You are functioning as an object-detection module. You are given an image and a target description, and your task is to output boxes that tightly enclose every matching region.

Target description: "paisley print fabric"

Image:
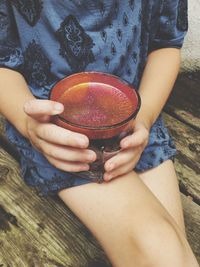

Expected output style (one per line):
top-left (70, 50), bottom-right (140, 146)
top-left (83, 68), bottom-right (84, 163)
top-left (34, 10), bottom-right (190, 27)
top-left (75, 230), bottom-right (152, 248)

top-left (1, 1), bottom-right (188, 196)
top-left (0, 0), bottom-right (23, 69)
top-left (22, 40), bottom-right (56, 98)
top-left (10, 0), bottom-right (43, 26)
top-left (56, 15), bottom-right (95, 72)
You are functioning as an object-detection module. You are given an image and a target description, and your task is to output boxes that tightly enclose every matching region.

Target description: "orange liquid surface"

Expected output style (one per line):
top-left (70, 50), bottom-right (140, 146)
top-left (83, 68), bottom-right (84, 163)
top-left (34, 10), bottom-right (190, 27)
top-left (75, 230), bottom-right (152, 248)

top-left (58, 83), bottom-right (134, 127)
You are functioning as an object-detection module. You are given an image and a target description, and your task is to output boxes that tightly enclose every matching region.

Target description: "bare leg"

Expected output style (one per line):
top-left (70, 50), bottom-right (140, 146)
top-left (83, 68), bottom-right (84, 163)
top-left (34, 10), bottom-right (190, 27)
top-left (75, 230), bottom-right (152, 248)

top-left (138, 160), bottom-right (186, 234)
top-left (58, 161), bottom-right (199, 267)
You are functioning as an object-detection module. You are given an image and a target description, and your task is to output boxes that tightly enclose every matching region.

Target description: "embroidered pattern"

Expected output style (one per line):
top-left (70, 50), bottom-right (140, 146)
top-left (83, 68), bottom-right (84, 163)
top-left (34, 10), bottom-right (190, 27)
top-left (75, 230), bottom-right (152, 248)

top-left (0, 0), bottom-right (23, 68)
top-left (129, 0), bottom-right (135, 11)
top-left (11, 0), bottom-right (43, 26)
top-left (0, 45), bottom-right (22, 68)
top-left (177, 0), bottom-right (188, 31)
top-left (22, 40), bottom-right (56, 90)
top-left (123, 12), bottom-right (129, 27)
top-left (100, 30), bottom-right (107, 42)
top-left (23, 163), bottom-right (76, 196)
top-left (56, 15), bottom-right (95, 72)
top-left (98, 1), bottom-right (106, 16)
top-left (0, 1), bottom-right (9, 32)
top-left (113, 0), bottom-right (119, 18)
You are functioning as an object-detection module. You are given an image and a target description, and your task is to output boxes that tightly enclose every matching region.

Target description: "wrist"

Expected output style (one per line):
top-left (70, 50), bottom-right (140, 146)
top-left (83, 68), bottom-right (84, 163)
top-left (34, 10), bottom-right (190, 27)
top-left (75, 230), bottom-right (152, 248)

top-left (21, 114), bottom-right (31, 139)
top-left (16, 97), bottom-right (36, 139)
top-left (135, 114), bottom-right (152, 132)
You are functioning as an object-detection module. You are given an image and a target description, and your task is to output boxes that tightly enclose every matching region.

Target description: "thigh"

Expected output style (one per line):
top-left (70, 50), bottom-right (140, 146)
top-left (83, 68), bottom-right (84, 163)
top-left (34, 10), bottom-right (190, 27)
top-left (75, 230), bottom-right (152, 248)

top-left (58, 164), bottom-right (185, 260)
top-left (138, 160), bottom-right (186, 234)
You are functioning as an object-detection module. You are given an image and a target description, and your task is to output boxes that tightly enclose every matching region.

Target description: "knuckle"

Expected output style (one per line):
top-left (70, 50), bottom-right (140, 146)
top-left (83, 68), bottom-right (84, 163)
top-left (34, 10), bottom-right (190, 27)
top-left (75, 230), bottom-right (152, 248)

top-left (63, 129), bottom-right (71, 138)
top-left (43, 127), bottom-right (51, 140)
top-left (46, 147), bottom-right (57, 158)
top-left (53, 161), bottom-right (61, 169)
top-left (30, 139), bottom-right (40, 152)
top-left (111, 171), bottom-right (117, 178)
top-left (39, 125), bottom-right (51, 140)
top-left (67, 165), bottom-right (78, 172)
top-left (144, 128), bottom-right (149, 138)
top-left (46, 155), bottom-right (57, 167)
top-left (145, 129), bottom-right (149, 138)
top-left (142, 129), bottom-right (149, 143)
top-left (73, 164), bottom-right (88, 172)
top-left (50, 158), bottom-right (64, 170)
top-left (37, 124), bottom-right (44, 137)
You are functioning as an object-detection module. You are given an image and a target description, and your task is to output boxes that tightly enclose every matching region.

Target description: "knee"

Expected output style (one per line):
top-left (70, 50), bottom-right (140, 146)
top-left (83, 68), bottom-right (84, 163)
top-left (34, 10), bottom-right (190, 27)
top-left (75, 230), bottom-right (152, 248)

top-left (128, 216), bottom-right (190, 267)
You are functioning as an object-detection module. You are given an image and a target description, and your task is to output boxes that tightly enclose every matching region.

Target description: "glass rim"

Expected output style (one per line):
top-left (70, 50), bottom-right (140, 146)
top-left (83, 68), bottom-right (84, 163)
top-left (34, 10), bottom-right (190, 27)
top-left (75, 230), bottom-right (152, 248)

top-left (57, 91), bottom-right (141, 130)
top-left (49, 72), bottom-right (141, 130)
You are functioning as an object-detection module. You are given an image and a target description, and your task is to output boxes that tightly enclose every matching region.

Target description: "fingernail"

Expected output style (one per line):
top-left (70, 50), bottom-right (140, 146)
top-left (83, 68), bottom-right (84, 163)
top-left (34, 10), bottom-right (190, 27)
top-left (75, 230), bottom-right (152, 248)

top-left (107, 163), bottom-right (114, 172)
top-left (78, 138), bottom-right (88, 147)
top-left (23, 101), bottom-right (31, 111)
top-left (104, 174), bottom-right (112, 181)
top-left (54, 103), bottom-right (63, 111)
top-left (122, 141), bottom-right (129, 148)
top-left (82, 165), bottom-right (90, 171)
top-left (87, 152), bottom-right (96, 161)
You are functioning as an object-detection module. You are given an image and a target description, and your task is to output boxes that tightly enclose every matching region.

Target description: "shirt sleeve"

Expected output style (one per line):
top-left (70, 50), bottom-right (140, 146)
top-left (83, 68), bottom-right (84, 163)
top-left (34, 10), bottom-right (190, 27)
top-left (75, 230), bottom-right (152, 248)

top-left (0, 1), bottom-right (23, 71)
top-left (149, 0), bottom-right (188, 53)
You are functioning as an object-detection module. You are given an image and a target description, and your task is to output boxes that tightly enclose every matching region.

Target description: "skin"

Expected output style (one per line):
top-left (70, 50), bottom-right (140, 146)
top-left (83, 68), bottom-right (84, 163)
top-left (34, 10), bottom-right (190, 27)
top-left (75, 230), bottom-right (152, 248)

top-left (0, 48), bottom-right (199, 266)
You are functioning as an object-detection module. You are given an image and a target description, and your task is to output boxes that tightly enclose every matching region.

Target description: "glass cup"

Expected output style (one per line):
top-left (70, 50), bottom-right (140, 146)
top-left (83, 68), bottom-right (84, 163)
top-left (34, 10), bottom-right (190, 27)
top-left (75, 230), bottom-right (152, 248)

top-left (49, 72), bottom-right (141, 182)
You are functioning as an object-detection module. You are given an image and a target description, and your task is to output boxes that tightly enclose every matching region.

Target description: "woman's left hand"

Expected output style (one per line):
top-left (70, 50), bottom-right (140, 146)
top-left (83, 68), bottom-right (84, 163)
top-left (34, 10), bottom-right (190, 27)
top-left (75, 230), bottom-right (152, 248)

top-left (103, 121), bottom-right (149, 181)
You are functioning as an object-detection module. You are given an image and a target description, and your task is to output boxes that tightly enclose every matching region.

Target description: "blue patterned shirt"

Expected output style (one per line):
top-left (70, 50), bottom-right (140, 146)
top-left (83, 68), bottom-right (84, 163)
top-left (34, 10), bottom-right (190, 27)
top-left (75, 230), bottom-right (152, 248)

top-left (0, 0), bottom-right (188, 195)
top-left (0, 0), bottom-right (188, 94)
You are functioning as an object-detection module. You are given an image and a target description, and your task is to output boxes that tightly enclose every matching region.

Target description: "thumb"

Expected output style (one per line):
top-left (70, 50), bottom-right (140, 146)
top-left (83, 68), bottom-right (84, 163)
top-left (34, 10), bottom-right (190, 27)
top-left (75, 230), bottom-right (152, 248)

top-left (23, 99), bottom-right (64, 122)
top-left (120, 122), bottom-right (149, 149)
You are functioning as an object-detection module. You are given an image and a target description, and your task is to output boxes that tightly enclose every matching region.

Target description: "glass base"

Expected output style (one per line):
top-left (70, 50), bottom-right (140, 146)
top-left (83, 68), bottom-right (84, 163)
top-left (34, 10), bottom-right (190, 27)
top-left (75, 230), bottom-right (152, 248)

top-left (76, 129), bottom-right (133, 182)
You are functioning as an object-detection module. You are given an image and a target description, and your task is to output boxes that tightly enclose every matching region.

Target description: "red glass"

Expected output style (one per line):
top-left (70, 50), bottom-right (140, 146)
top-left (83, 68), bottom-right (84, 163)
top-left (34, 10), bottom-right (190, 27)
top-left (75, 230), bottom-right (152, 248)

top-left (49, 72), bottom-right (141, 182)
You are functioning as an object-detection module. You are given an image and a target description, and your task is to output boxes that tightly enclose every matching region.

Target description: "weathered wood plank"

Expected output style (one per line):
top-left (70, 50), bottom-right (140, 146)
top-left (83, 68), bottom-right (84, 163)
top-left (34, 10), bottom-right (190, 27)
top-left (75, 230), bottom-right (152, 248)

top-left (165, 71), bottom-right (200, 131)
top-left (163, 113), bottom-right (200, 203)
top-left (0, 148), bottom-right (111, 267)
top-left (181, 194), bottom-right (200, 263)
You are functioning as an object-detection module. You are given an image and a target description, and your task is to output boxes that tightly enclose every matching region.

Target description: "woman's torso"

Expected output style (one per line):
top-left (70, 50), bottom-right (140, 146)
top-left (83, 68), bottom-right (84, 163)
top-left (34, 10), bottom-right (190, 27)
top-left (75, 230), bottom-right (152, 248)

top-left (3, 0), bottom-right (162, 98)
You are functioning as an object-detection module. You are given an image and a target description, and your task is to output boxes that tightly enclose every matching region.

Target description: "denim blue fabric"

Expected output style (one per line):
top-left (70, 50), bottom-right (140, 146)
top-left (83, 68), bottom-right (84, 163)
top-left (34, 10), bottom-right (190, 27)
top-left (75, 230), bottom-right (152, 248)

top-left (0, 0), bottom-right (188, 196)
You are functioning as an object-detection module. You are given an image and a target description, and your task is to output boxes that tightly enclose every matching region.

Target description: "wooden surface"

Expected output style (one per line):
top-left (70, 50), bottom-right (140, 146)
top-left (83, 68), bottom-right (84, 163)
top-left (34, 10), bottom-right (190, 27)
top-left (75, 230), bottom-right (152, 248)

top-left (0, 71), bottom-right (200, 266)
top-left (165, 71), bottom-right (200, 132)
top-left (0, 148), bottom-right (111, 267)
top-left (164, 113), bottom-right (200, 204)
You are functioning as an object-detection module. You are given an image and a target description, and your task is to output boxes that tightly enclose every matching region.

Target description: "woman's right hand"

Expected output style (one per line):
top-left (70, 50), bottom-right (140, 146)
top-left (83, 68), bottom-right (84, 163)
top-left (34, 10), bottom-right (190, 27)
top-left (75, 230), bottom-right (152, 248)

top-left (23, 99), bottom-right (96, 172)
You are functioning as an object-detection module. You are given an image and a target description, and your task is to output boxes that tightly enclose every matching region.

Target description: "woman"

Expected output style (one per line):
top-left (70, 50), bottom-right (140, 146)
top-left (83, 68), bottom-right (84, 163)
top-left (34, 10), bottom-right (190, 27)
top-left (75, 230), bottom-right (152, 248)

top-left (0, 1), bottom-right (199, 266)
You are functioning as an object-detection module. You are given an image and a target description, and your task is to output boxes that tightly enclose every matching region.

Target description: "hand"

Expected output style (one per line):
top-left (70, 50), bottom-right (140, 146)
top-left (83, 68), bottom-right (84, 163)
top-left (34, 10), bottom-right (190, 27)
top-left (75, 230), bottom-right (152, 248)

top-left (103, 121), bottom-right (149, 181)
top-left (23, 99), bottom-right (96, 172)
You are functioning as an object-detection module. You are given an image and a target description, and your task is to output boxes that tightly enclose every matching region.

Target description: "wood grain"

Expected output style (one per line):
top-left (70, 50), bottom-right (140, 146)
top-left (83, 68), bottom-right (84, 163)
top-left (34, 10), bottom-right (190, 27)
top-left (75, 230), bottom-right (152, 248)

top-left (181, 195), bottom-right (200, 263)
top-left (0, 148), bottom-right (111, 267)
top-left (163, 113), bottom-right (200, 203)
top-left (165, 71), bottom-right (200, 131)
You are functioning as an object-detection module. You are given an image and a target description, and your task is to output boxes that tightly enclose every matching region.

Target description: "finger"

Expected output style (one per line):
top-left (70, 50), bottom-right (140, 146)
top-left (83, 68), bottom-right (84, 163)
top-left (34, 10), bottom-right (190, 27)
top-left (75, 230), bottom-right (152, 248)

top-left (120, 124), bottom-right (149, 149)
top-left (104, 148), bottom-right (136, 172)
top-left (36, 123), bottom-right (89, 148)
top-left (45, 155), bottom-right (90, 172)
top-left (38, 139), bottom-right (96, 163)
top-left (104, 160), bottom-right (136, 181)
top-left (24, 99), bottom-right (64, 120)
